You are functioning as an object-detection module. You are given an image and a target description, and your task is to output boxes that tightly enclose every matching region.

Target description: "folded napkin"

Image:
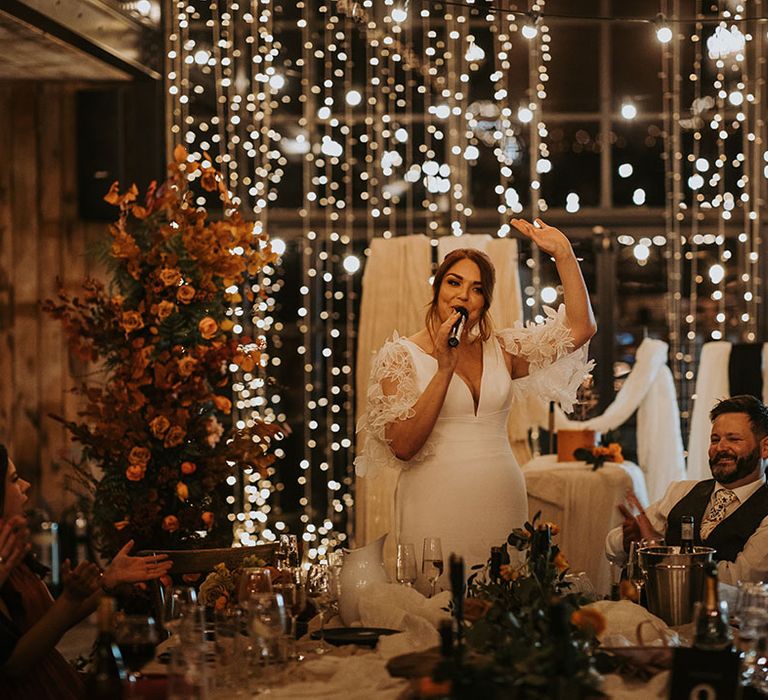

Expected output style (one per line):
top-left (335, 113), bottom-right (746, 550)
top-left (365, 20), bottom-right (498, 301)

top-left (356, 583), bottom-right (451, 659)
top-left (586, 600), bottom-right (679, 647)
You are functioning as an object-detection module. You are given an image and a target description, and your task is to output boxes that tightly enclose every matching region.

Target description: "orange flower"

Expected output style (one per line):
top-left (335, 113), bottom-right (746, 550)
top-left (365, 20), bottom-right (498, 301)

top-left (129, 446), bottom-right (151, 467)
top-left (120, 310), bottom-right (144, 334)
top-left (164, 425), bottom-right (186, 448)
top-left (162, 515), bottom-right (180, 532)
top-left (198, 316), bottom-right (218, 339)
top-left (114, 520), bottom-right (130, 530)
top-left (181, 461), bottom-right (197, 475)
top-left (176, 482), bottom-right (189, 501)
top-left (417, 678), bottom-right (452, 698)
top-left (500, 564), bottom-right (520, 581)
top-left (126, 465), bottom-right (145, 481)
top-left (111, 231), bottom-right (141, 259)
top-left (176, 285), bottom-right (196, 304)
top-left (149, 415), bottom-right (171, 438)
top-left (177, 356), bottom-right (198, 378)
top-left (202, 511), bottom-right (214, 529)
top-left (554, 552), bottom-right (570, 573)
top-left (538, 521), bottom-right (561, 536)
top-left (200, 168), bottom-right (220, 192)
top-left (159, 267), bottom-right (182, 287)
top-left (213, 395), bottom-right (232, 414)
top-left (173, 144), bottom-right (188, 163)
top-left (104, 182), bottom-right (138, 206)
top-left (571, 608), bottom-right (607, 637)
top-left (214, 594), bottom-right (229, 611)
top-left (156, 300), bottom-right (176, 321)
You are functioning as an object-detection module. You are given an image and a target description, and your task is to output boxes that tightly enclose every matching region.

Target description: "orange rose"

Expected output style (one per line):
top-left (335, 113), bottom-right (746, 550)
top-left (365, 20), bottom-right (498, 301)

top-left (500, 564), bottom-right (520, 582)
top-left (126, 465), bottom-right (145, 481)
top-left (176, 482), bottom-right (189, 501)
top-left (120, 310), bottom-right (144, 334)
top-left (539, 521), bottom-right (561, 536)
top-left (114, 520), bottom-right (130, 530)
top-left (164, 425), bottom-right (186, 448)
top-left (159, 268), bottom-right (182, 287)
top-left (149, 415), bottom-right (171, 438)
top-left (111, 231), bottom-right (140, 259)
top-left (177, 356), bottom-right (198, 378)
top-left (198, 316), bottom-right (218, 340)
top-left (181, 461), bottom-right (197, 475)
top-left (176, 285), bottom-right (196, 304)
top-left (162, 515), bottom-right (180, 532)
top-left (129, 446), bottom-right (151, 467)
top-left (213, 396), bottom-right (232, 414)
top-left (156, 300), bottom-right (176, 321)
top-left (571, 608), bottom-right (607, 637)
top-left (202, 511), bottom-right (214, 529)
top-left (554, 551), bottom-right (570, 573)
top-left (214, 594), bottom-right (229, 611)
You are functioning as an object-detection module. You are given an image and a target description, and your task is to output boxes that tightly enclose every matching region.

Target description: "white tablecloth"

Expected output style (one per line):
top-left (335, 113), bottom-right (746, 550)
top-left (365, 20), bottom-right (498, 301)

top-left (522, 455), bottom-right (649, 596)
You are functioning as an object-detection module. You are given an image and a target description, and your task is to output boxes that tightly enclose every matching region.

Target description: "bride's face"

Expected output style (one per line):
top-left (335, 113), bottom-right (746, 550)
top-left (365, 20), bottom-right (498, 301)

top-left (436, 258), bottom-right (485, 326)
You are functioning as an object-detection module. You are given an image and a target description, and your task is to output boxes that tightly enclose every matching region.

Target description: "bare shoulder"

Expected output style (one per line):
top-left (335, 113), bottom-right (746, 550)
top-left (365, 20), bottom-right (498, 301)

top-left (407, 329), bottom-right (433, 354)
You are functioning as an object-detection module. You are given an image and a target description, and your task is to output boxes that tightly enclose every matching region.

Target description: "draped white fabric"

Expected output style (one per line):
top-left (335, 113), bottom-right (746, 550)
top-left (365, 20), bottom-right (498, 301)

top-left (354, 235), bottom-right (522, 547)
top-left (552, 338), bottom-right (686, 502)
top-left (686, 341), bottom-right (768, 482)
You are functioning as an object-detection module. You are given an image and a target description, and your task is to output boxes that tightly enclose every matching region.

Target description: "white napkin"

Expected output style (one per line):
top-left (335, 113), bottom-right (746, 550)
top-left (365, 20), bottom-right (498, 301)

top-left (356, 582), bottom-right (451, 659)
top-left (585, 600), bottom-right (679, 647)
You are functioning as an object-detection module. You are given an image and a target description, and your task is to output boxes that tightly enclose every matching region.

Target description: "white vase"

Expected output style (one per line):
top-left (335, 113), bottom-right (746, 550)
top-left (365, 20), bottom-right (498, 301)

top-left (338, 532), bottom-right (389, 625)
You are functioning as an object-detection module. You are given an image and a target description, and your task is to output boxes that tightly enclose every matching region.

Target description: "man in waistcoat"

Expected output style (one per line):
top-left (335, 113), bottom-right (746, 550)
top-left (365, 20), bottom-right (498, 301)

top-left (605, 394), bottom-right (768, 584)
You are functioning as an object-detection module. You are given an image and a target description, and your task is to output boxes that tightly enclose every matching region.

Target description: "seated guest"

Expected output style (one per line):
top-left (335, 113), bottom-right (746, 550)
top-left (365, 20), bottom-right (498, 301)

top-left (605, 395), bottom-right (768, 585)
top-left (0, 443), bottom-right (172, 699)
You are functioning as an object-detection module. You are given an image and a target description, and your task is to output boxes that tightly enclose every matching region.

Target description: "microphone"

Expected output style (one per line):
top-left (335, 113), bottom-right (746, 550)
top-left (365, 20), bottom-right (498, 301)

top-left (448, 307), bottom-right (468, 347)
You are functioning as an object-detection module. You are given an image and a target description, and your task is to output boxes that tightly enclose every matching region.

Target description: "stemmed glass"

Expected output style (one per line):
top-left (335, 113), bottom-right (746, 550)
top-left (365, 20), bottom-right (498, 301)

top-left (248, 592), bottom-right (287, 665)
top-left (273, 567), bottom-right (306, 660)
top-left (306, 563), bottom-right (340, 654)
top-left (162, 585), bottom-right (198, 640)
top-left (115, 614), bottom-right (160, 684)
top-left (238, 567), bottom-right (274, 606)
top-left (626, 541), bottom-right (645, 602)
top-left (396, 543), bottom-right (418, 587)
top-left (422, 537), bottom-right (444, 598)
top-left (277, 534), bottom-right (300, 569)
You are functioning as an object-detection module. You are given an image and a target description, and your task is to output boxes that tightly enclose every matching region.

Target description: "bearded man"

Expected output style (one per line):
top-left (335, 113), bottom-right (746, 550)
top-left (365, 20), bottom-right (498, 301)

top-left (605, 394), bottom-right (768, 584)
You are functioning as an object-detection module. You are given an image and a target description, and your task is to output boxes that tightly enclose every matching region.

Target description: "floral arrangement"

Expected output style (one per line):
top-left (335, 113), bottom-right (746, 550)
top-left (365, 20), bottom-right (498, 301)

top-left (197, 555), bottom-right (269, 610)
top-left (573, 442), bottom-right (624, 471)
top-left (434, 515), bottom-right (605, 699)
top-left (44, 146), bottom-right (282, 558)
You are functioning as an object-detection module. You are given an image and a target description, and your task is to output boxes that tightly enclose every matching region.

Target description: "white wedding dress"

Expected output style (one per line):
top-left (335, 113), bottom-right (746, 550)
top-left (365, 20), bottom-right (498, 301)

top-left (356, 306), bottom-right (593, 583)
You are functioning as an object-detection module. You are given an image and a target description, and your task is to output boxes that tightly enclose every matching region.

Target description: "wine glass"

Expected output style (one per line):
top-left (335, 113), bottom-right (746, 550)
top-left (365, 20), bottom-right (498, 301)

top-left (306, 563), bottom-right (340, 654)
top-left (238, 567), bottom-right (274, 607)
top-left (626, 541), bottom-right (645, 602)
top-left (277, 534), bottom-right (300, 570)
top-left (396, 543), bottom-right (417, 587)
top-left (115, 614), bottom-right (159, 683)
top-left (273, 568), bottom-right (306, 660)
top-left (422, 537), bottom-right (444, 598)
top-left (162, 585), bottom-right (198, 639)
top-left (248, 592), bottom-right (287, 664)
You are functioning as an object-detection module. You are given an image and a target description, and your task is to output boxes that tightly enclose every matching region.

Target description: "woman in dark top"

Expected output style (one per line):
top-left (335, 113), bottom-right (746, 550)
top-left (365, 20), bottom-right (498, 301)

top-left (0, 444), bottom-right (172, 698)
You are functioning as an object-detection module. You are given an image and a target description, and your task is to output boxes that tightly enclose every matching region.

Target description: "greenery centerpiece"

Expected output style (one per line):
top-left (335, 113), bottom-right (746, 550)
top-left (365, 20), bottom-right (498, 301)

top-left (434, 516), bottom-right (606, 699)
top-left (44, 146), bottom-right (280, 558)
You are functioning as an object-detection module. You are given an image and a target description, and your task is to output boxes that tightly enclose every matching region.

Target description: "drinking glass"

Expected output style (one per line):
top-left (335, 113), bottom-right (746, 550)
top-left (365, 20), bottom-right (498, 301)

top-left (115, 614), bottom-right (159, 683)
top-left (626, 541), bottom-right (645, 602)
top-left (274, 568), bottom-right (306, 660)
top-left (277, 534), bottom-right (300, 570)
top-left (167, 642), bottom-right (209, 700)
top-left (238, 567), bottom-right (274, 606)
top-left (248, 592), bottom-right (287, 664)
top-left (422, 537), bottom-right (444, 598)
top-left (306, 563), bottom-right (340, 654)
top-left (396, 543), bottom-right (418, 587)
top-left (737, 606), bottom-right (768, 687)
top-left (162, 585), bottom-right (199, 639)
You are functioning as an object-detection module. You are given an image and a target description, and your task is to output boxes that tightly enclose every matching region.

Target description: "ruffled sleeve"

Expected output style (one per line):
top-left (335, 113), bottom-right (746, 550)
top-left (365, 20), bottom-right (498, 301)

top-left (496, 304), bottom-right (594, 413)
top-left (354, 335), bottom-right (434, 477)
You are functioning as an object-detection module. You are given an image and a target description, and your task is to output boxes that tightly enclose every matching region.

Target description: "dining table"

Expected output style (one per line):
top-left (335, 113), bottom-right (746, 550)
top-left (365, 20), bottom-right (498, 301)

top-left (521, 454), bottom-right (650, 596)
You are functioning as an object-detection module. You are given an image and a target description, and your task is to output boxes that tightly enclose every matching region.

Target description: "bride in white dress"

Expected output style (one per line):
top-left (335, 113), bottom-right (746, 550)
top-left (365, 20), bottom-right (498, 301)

top-left (356, 219), bottom-right (596, 584)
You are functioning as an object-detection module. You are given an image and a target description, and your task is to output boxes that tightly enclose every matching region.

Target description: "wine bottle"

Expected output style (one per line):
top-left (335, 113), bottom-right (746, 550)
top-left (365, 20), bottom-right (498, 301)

top-left (680, 515), bottom-right (695, 554)
top-left (85, 597), bottom-right (126, 699)
top-left (693, 561), bottom-right (733, 651)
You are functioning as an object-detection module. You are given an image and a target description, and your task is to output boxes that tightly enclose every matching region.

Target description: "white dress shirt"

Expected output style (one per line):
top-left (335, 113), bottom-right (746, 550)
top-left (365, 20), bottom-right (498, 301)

top-left (605, 477), bottom-right (768, 585)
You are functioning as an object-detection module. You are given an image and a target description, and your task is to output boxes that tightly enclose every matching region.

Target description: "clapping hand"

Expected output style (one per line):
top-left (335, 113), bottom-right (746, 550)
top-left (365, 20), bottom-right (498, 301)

top-left (0, 516), bottom-right (31, 586)
top-left (101, 540), bottom-right (172, 590)
top-left (61, 560), bottom-right (102, 602)
top-left (510, 218), bottom-right (574, 261)
top-left (618, 490), bottom-right (662, 552)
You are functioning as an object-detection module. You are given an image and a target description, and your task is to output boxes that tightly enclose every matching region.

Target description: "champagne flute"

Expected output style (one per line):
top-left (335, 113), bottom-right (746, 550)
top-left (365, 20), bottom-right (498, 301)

top-left (422, 537), bottom-right (444, 598)
top-left (396, 543), bottom-right (418, 587)
top-left (626, 540), bottom-right (645, 602)
top-left (115, 614), bottom-right (159, 683)
top-left (306, 563), bottom-right (339, 654)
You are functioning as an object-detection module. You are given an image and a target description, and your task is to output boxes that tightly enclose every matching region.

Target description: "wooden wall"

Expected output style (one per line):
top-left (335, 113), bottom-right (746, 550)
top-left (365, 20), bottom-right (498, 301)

top-left (0, 83), bottom-right (104, 516)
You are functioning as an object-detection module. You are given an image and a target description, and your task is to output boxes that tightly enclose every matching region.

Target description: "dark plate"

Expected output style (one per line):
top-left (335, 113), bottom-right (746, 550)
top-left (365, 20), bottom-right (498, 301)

top-left (310, 627), bottom-right (399, 647)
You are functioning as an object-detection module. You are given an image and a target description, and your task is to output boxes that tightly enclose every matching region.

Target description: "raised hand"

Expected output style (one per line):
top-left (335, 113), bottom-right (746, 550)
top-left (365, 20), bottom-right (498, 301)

top-left (102, 540), bottom-right (173, 590)
top-left (510, 218), bottom-right (574, 261)
top-left (61, 560), bottom-right (102, 602)
top-left (0, 516), bottom-right (31, 586)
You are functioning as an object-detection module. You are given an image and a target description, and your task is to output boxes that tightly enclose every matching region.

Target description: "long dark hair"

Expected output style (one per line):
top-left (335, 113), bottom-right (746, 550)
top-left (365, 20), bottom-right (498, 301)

top-left (425, 248), bottom-right (496, 342)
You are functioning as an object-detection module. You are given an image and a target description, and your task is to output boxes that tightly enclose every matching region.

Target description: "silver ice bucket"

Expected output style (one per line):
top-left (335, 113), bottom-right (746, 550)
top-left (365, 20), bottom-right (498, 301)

top-left (638, 546), bottom-right (715, 626)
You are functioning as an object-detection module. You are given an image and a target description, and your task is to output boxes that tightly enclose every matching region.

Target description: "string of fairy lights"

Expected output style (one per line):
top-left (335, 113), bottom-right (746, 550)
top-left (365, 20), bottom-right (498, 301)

top-left (164, 0), bottom-right (768, 549)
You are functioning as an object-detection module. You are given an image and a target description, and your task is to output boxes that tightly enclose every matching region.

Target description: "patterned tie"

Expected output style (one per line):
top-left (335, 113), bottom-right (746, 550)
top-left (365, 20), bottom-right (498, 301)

top-left (700, 488), bottom-right (738, 540)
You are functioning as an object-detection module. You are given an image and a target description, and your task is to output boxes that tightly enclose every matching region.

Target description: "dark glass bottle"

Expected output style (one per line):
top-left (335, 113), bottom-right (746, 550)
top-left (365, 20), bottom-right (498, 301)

top-left (489, 546), bottom-right (503, 582)
top-left (680, 515), bottom-right (695, 554)
top-left (85, 597), bottom-right (126, 699)
top-left (693, 561), bottom-right (733, 651)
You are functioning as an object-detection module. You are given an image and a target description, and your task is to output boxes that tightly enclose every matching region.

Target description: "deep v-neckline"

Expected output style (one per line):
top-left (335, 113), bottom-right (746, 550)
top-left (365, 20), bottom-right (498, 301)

top-left (403, 338), bottom-right (485, 416)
